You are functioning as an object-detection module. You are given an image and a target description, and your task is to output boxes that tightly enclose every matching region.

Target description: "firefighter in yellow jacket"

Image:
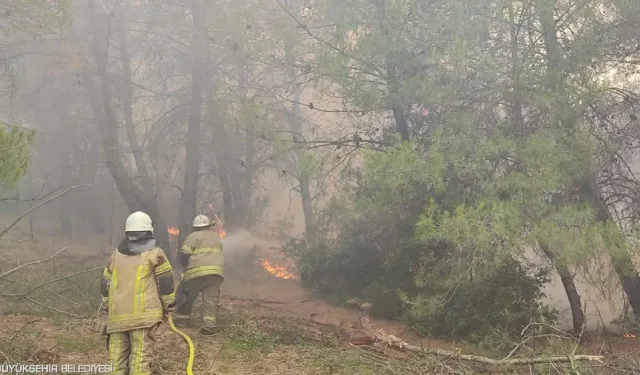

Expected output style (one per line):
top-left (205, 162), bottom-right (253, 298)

top-left (100, 211), bottom-right (176, 375)
top-left (174, 214), bottom-right (224, 335)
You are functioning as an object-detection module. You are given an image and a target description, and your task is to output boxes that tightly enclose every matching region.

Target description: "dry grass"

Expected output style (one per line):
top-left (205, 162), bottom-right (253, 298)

top-left (1, 236), bottom-right (639, 375)
top-left (1, 309), bottom-right (638, 375)
top-left (0, 313), bottom-right (394, 375)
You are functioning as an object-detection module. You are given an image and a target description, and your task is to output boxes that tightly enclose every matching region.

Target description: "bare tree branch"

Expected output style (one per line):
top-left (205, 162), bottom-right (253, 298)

top-left (0, 248), bottom-right (67, 278)
top-left (0, 185), bottom-right (87, 238)
top-left (24, 295), bottom-right (80, 318)
top-left (9, 318), bottom-right (42, 342)
top-left (1, 266), bottom-right (103, 297)
top-left (273, 0), bottom-right (384, 77)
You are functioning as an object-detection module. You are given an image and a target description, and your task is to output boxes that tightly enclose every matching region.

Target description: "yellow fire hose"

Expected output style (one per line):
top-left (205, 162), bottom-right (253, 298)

top-left (167, 315), bottom-right (195, 375)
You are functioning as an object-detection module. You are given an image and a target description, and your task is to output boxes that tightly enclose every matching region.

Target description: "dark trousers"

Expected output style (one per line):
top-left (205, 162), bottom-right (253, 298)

top-left (175, 274), bottom-right (223, 329)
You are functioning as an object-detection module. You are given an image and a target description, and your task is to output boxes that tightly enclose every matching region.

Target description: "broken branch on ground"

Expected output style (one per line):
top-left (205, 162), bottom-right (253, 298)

top-left (360, 317), bottom-right (605, 366)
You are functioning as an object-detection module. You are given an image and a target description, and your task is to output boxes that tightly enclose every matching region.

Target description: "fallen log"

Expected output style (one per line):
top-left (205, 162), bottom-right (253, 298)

top-left (360, 318), bottom-right (604, 366)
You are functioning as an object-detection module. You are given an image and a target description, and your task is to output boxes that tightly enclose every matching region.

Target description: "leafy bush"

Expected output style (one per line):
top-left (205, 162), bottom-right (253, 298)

top-left (404, 258), bottom-right (557, 340)
top-left (286, 233), bottom-right (557, 341)
top-left (286, 141), bottom-right (560, 341)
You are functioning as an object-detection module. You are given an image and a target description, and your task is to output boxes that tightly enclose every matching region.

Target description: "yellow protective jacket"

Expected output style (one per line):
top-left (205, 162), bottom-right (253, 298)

top-left (179, 229), bottom-right (224, 281)
top-left (100, 238), bottom-right (175, 334)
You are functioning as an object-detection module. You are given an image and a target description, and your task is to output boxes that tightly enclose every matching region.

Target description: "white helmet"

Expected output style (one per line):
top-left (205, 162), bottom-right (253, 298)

top-left (125, 211), bottom-right (154, 233)
top-left (192, 214), bottom-right (211, 228)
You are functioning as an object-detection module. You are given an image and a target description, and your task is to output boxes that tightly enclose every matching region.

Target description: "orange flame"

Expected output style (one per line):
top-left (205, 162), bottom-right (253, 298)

top-left (211, 210), bottom-right (226, 239)
top-left (167, 227), bottom-right (179, 236)
top-left (259, 259), bottom-right (298, 280)
top-left (624, 333), bottom-right (636, 338)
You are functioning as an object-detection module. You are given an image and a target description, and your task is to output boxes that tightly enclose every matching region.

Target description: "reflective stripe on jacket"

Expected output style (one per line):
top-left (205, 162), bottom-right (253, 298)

top-left (101, 246), bottom-right (175, 333)
top-left (179, 230), bottom-right (224, 281)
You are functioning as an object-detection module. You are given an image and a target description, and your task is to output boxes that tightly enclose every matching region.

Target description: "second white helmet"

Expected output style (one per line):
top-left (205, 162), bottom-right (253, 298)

top-left (192, 214), bottom-right (211, 228)
top-left (125, 211), bottom-right (154, 232)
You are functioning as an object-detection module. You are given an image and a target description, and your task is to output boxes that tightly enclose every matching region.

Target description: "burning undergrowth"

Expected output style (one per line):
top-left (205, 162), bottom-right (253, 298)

top-left (168, 222), bottom-right (300, 281)
top-left (259, 259), bottom-right (298, 280)
top-left (166, 213), bottom-right (226, 240)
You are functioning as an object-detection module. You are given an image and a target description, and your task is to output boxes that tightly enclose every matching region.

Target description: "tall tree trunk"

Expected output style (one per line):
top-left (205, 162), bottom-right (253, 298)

top-left (236, 45), bottom-right (254, 227)
top-left (83, 188), bottom-right (106, 234)
top-left (218, 158), bottom-right (237, 229)
top-left (115, 9), bottom-right (168, 248)
top-left (590, 181), bottom-right (640, 318)
top-left (212, 125), bottom-right (237, 229)
top-left (116, 13), bottom-right (155, 201)
top-left (512, 3), bottom-right (584, 334)
top-left (507, 1), bottom-right (524, 134)
top-left (283, 40), bottom-right (316, 242)
top-left (535, 0), bottom-right (640, 319)
top-left (611, 254), bottom-right (640, 319)
top-left (535, 0), bottom-right (563, 85)
top-left (179, 0), bottom-right (206, 244)
top-left (375, 0), bottom-right (409, 141)
top-left (74, 133), bottom-right (105, 234)
top-left (86, 0), bottom-right (168, 250)
top-left (388, 68), bottom-right (409, 141)
top-left (201, 66), bottom-right (238, 231)
top-left (230, 169), bottom-right (244, 228)
top-left (539, 240), bottom-right (585, 335)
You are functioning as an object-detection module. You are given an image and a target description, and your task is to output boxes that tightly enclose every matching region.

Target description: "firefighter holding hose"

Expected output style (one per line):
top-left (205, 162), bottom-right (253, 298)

top-left (174, 214), bottom-right (224, 335)
top-left (100, 211), bottom-right (176, 375)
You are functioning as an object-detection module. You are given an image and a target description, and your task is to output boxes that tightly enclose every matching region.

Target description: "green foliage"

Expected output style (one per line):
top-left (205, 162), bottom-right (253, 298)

top-left (403, 259), bottom-right (556, 341)
top-left (288, 0), bottom-right (640, 337)
top-left (289, 113), bottom-right (631, 341)
top-left (0, 124), bottom-right (34, 189)
top-left (287, 138), bottom-right (552, 340)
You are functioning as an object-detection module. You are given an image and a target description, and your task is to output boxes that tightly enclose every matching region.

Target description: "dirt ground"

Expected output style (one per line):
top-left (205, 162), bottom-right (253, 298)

top-left (1, 222), bottom-right (640, 374)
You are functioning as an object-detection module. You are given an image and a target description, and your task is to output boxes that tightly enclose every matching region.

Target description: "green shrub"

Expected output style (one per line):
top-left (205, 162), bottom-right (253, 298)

top-left (286, 235), bottom-right (557, 342)
top-left (405, 258), bottom-right (557, 340)
top-left (285, 141), bottom-right (563, 342)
